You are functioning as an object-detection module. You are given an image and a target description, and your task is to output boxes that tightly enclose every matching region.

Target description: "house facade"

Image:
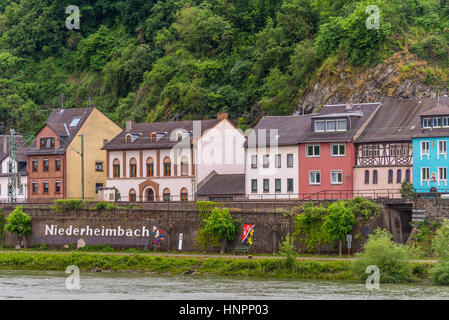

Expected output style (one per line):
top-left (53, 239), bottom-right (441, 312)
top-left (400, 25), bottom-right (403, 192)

top-left (102, 113), bottom-right (246, 202)
top-left (412, 104), bottom-right (449, 193)
top-left (0, 135), bottom-right (27, 201)
top-left (26, 107), bottom-right (122, 200)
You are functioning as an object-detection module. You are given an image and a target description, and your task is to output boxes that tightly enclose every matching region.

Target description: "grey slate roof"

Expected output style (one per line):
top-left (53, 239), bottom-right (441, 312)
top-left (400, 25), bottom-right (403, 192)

top-left (355, 98), bottom-right (449, 143)
top-left (26, 108), bottom-right (94, 156)
top-left (102, 119), bottom-right (220, 151)
top-left (196, 173), bottom-right (245, 196)
top-left (246, 102), bottom-right (380, 147)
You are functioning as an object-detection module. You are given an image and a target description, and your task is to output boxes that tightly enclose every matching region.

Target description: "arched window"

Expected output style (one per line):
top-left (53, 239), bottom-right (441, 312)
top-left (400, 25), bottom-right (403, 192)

top-left (129, 189), bottom-right (136, 202)
top-left (146, 188), bottom-right (154, 202)
top-left (151, 132), bottom-right (157, 142)
top-left (146, 157), bottom-right (154, 177)
top-left (163, 157), bottom-right (171, 176)
top-left (113, 159), bottom-right (120, 177)
top-left (181, 156), bottom-right (188, 176)
top-left (180, 187), bottom-right (188, 202)
top-left (406, 169), bottom-right (411, 182)
top-left (129, 158), bottom-right (137, 177)
top-left (373, 170), bottom-right (378, 184)
top-left (126, 134), bottom-right (131, 143)
top-left (177, 131), bottom-right (183, 141)
top-left (388, 169), bottom-right (393, 184)
top-left (396, 169), bottom-right (402, 183)
top-left (163, 188), bottom-right (171, 202)
top-left (364, 170), bottom-right (369, 184)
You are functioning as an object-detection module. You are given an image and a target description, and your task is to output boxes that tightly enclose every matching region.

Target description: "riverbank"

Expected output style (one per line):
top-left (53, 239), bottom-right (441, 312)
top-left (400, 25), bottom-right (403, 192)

top-left (0, 251), bottom-right (434, 281)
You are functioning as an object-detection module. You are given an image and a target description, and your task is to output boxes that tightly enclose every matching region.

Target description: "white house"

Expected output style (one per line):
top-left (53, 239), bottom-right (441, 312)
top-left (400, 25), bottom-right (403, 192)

top-left (0, 135), bottom-right (28, 201)
top-left (102, 113), bottom-right (246, 201)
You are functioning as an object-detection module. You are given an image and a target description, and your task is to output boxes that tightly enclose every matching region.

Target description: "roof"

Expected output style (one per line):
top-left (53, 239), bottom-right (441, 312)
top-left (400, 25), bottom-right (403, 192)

top-left (26, 108), bottom-right (94, 156)
top-left (247, 102), bottom-right (380, 147)
top-left (102, 119), bottom-right (220, 151)
top-left (420, 105), bottom-right (449, 116)
top-left (196, 173), bottom-right (245, 196)
top-left (355, 98), bottom-right (449, 143)
top-left (0, 135), bottom-right (27, 163)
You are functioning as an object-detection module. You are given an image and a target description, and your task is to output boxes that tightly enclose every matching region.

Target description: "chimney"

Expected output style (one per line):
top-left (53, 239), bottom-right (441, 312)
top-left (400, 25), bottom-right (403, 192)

top-left (125, 120), bottom-right (133, 132)
top-left (345, 102), bottom-right (354, 110)
top-left (217, 112), bottom-right (228, 120)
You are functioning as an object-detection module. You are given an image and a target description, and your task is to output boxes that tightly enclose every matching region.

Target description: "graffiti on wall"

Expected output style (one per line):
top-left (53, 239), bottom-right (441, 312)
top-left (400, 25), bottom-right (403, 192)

top-left (152, 226), bottom-right (166, 245)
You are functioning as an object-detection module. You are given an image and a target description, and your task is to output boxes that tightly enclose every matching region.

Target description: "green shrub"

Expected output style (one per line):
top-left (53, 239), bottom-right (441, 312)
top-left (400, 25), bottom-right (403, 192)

top-left (322, 200), bottom-right (355, 256)
top-left (430, 260), bottom-right (449, 284)
top-left (202, 207), bottom-right (238, 254)
top-left (352, 228), bottom-right (415, 283)
top-left (346, 197), bottom-right (380, 221)
top-left (294, 202), bottom-right (331, 252)
top-left (400, 181), bottom-right (415, 199)
top-left (279, 233), bottom-right (296, 270)
top-left (94, 201), bottom-right (115, 211)
top-left (53, 199), bottom-right (86, 213)
top-left (195, 201), bottom-right (223, 251)
top-left (5, 206), bottom-right (32, 243)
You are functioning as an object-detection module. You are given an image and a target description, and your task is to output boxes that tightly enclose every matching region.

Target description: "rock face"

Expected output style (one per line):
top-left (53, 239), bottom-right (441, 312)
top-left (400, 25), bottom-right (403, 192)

top-left (297, 52), bottom-right (448, 112)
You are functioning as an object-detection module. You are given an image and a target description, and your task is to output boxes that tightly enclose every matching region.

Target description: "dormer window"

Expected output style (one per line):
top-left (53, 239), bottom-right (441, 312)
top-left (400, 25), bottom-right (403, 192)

top-left (337, 119), bottom-right (347, 131)
top-left (125, 134), bottom-right (131, 143)
top-left (314, 119), bottom-right (347, 132)
top-left (40, 138), bottom-right (55, 149)
top-left (422, 117), bottom-right (431, 128)
top-left (433, 117), bottom-right (442, 128)
top-left (326, 120), bottom-right (336, 131)
top-left (314, 120), bottom-right (325, 132)
top-left (443, 117), bottom-right (449, 127)
top-left (151, 132), bottom-right (157, 142)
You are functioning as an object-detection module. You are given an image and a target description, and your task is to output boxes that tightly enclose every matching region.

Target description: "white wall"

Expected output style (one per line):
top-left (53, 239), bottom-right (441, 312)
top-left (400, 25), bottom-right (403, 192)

top-left (0, 157), bottom-right (27, 201)
top-left (245, 145), bottom-right (298, 199)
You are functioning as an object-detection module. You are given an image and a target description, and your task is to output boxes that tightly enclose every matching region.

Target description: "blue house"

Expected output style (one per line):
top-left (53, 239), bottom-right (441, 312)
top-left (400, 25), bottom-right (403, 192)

top-left (413, 105), bottom-right (449, 193)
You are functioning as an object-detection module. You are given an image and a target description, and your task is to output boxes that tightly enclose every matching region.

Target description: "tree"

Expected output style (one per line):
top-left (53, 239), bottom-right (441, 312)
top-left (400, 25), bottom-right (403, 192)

top-left (400, 181), bottom-right (415, 199)
top-left (202, 207), bottom-right (238, 254)
top-left (5, 206), bottom-right (32, 248)
top-left (322, 201), bottom-right (355, 257)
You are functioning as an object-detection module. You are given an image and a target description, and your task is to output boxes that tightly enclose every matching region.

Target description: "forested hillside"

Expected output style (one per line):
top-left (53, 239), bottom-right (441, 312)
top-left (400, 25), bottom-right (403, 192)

top-left (1, 0), bottom-right (449, 136)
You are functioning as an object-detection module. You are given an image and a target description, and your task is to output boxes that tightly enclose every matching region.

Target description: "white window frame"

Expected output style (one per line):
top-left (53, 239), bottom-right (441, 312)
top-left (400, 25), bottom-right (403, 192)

top-left (309, 171), bottom-right (321, 185)
top-left (433, 117), bottom-right (442, 128)
top-left (330, 170), bottom-right (343, 185)
top-left (326, 120), bottom-right (336, 132)
top-left (251, 179), bottom-right (258, 193)
top-left (275, 154), bottom-right (281, 168)
top-left (439, 167), bottom-right (447, 186)
top-left (287, 154), bottom-right (294, 167)
top-left (306, 144), bottom-right (320, 158)
top-left (443, 117), bottom-right (449, 128)
top-left (336, 119), bottom-right (347, 131)
top-left (314, 120), bottom-right (325, 132)
top-left (331, 144), bottom-right (346, 157)
top-left (251, 155), bottom-right (257, 169)
top-left (287, 178), bottom-right (294, 193)
top-left (420, 141), bottom-right (430, 160)
top-left (423, 117), bottom-right (431, 128)
top-left (263, 154), bottom-right (270, 168)
top-left (421, 167), bottom-right (430, 186)
top-left (275, 178), bottom-right (281, 193)
top-left (263, 179), bottom-right (269, 193)
top-left (438, 140), bottom-right (447, 159)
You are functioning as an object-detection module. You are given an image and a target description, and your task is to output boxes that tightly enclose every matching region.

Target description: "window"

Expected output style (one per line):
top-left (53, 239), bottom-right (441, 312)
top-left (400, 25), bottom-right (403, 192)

top-left (326, 120), bottom-right (336, 131)
top-left (388, 169), bottom-right (393, 184)
top-left (337, 120), bottom-right (347, 131)
top-left (129, 189), bottom-right (136, 202)
top-left (95, 161), bottom-right (103, 172)
top-left (439, 167), bottom-right (447, 183)
top-left (126, 135), bottom-right (131, 143)
top-left (180, 188), bottom-right (188, 202)
top-left (275, 154), bottom-right (281, 168)
top-left (55, 159), bottom-right (61, 171)
top-left (56, 181), bottom-right (61, 194)
top-left (421, 141), bottom-right (430, 157)
top-left (43, 159), bottom-right (49, 171)
top-left (263, 155), bottom-right (269, 168)
top-left (433, 117), bottom-right (442, 128)
top-left (113, 159), bottom-right (120, 177)
top-left (147, 158), bottom-right (154, 177)
top-left (439, 140), bottom-right (447, 158)
top-left (444, 117), bottom-right (449, 127)
top-left (287, 154), bottom-right (294, 167)
top-left (151, 133), bottom-right (157, 142)
top-left (362, 145), bottom-right (379, 157)
top-left (95, 183), bottom-right (103, 194)
top-left (364, 170), bottom-right (370, 184)
top-left (331, 170), bottom-right (343, 185)
top-left (40, 138), bottom-right (55, 149)
top-left (307, 145), bottom-right (320, 157)
top-left (43, 182), bottom-right (49, 193)
top-left (251, 155), bottom-right (257, 169)
top-left (263, 179), bottom-right (269, 193)
top-left (287, 179), bottom-right (294, 193)
top-left (275, 179), bottom-right (281, 193)
top-left (177, 132), bottom-right (183, 141)
top-left (314, 120), bottom-right (325, 132)
top-left (373, 170), bottom-right (378, 184)
top-left (331, 144), bottom-right (346, 157)
top-left (397, 169), bottom-right (402, 183)
top-left (164, 157), bottom-right (171, 176)
top-left (32, 182), bottom-right (38, 193)
top-left (32, 160), bottom-right (38, 172)
top-left (309, 171), bottom-right (321, 185)
top-left (163, 188), bottom-right (171, 202)
top-left (421, 167), bottom-right (430, 182)
top-left (251, 179), bottom-right (258, 193)
top-left (69, 118), bottom-right (81, 127)
top-left (181, 157), bottom-right (189, 176)
top-left (422, 117), bottom-right (431, 128)
top-left (129, 158), bottom-right (137, 177)
top-left (406, 169), bottom-right (411, 182)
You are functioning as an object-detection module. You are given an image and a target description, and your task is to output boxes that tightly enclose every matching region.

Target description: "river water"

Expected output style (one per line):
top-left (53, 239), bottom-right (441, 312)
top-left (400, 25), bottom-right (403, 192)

top-left (1, 270), bottom-right (449, 300)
